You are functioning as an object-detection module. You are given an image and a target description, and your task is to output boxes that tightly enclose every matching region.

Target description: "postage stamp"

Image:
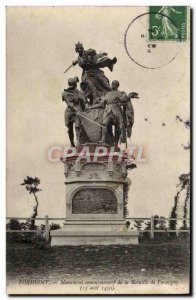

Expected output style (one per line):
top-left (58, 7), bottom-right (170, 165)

top-left (148, 6), bottom-right (188, 41)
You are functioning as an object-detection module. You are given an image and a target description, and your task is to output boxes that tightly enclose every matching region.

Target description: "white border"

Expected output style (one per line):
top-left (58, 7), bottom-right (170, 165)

top-left (1, 1), bottom-right (194, 299)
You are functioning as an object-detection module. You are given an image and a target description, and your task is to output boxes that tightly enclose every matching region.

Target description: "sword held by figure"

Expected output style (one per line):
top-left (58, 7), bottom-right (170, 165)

top-left (63, 64), bottom-right (73, 74)
top-left (64, 60), bottom-right (78, 73)
top-left (76, 110), bottom-right (106, 129)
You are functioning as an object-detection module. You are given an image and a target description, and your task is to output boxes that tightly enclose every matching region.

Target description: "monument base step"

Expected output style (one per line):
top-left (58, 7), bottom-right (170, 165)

top-left (50, 228), bottom-right (139, 246)
top-left (58, 220), bottom-right (128, 233)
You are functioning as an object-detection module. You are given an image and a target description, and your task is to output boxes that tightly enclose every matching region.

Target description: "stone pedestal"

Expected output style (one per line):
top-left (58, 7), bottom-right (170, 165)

top-left (50, 146), bottom-right (139, 246)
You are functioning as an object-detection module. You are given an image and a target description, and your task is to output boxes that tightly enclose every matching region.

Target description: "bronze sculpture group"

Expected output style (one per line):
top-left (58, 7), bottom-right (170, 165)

top-left (62, 42), bottom-right (139, 148)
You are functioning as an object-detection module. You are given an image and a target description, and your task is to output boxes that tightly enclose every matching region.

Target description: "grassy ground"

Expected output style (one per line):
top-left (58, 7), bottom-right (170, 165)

top-left (6, 237), bottom-right (190, 285)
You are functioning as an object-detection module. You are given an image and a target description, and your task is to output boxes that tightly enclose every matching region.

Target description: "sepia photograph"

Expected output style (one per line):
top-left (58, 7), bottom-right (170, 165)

top-left (6, 5), bottom-right (191, 295)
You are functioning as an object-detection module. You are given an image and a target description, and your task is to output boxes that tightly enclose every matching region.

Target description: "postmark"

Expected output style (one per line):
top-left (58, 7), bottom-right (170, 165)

top-left (148, 6), bottom-right (188, 42)
top-left (124, 12), bottom-right (186, 69)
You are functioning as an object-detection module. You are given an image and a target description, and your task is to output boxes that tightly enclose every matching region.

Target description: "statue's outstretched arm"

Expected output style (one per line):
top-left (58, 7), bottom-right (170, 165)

top-left (86, 98), bottom-right (105, 111)
top-left (128, 92), bottom-right (139, 99)
top-left (157, 6), bottom-right (165, 14)
top-left (97, 52), bottom-right (108, 58)
top-left (156, 6), bottom-right (165, 19)
top-left (88, 103), bottom-right (104, 110)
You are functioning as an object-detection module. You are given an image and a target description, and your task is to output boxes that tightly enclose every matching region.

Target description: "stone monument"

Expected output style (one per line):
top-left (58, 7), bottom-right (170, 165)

top-left (50, 42), bottom-right (139, 245)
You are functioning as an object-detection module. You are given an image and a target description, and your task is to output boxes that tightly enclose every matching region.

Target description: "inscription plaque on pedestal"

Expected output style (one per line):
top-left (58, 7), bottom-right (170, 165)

top-left (72, 188), bottom-right (117, 214)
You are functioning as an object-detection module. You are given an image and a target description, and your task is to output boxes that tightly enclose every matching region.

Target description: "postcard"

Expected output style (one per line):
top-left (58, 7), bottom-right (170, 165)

top-left (6, 6), bottom-right (190, 295)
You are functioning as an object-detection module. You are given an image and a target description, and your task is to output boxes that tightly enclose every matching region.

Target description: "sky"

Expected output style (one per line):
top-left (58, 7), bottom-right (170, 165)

top-left (6, 6), bottom-right (190, 219)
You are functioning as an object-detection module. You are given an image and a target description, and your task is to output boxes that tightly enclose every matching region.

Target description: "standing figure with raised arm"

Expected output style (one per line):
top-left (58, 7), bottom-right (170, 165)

top-left (72, 42), bottom-right (117, 103)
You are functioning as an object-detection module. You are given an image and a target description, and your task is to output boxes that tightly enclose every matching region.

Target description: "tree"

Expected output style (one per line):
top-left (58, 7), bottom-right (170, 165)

top-left (169, 173), bottom-right (190, 233)
top-left (21, 176), bottom-right (42, 229)
top-left (179, 173), bottom-right (190, 229)
top-left (169, 194), bottom-right (179, 232)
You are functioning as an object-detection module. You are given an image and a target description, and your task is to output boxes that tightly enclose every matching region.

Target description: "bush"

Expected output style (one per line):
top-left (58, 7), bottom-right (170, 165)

top-left (31, 233), bottom-right (47, 247)
top-left (6, 219), bottom-right (24, 243)
top-left (6, 219), bottom-right (47, 244)
top-left (50, 223), bottom-right (61, 230)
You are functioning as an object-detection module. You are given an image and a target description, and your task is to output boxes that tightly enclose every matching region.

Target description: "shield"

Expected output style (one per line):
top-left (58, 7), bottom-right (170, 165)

top-left (80, 110), bottom-right (102, 142)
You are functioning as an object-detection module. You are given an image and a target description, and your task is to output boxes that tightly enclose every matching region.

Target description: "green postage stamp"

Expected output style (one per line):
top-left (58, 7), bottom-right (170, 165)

top-left (148, 6), bottom-right (188, 41)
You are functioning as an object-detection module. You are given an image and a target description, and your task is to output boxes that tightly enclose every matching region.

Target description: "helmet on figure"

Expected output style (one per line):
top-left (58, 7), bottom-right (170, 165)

top-left (68, 77), bottom-right (79, 87)
top-left (111, 80), bottom-right (120, 90)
